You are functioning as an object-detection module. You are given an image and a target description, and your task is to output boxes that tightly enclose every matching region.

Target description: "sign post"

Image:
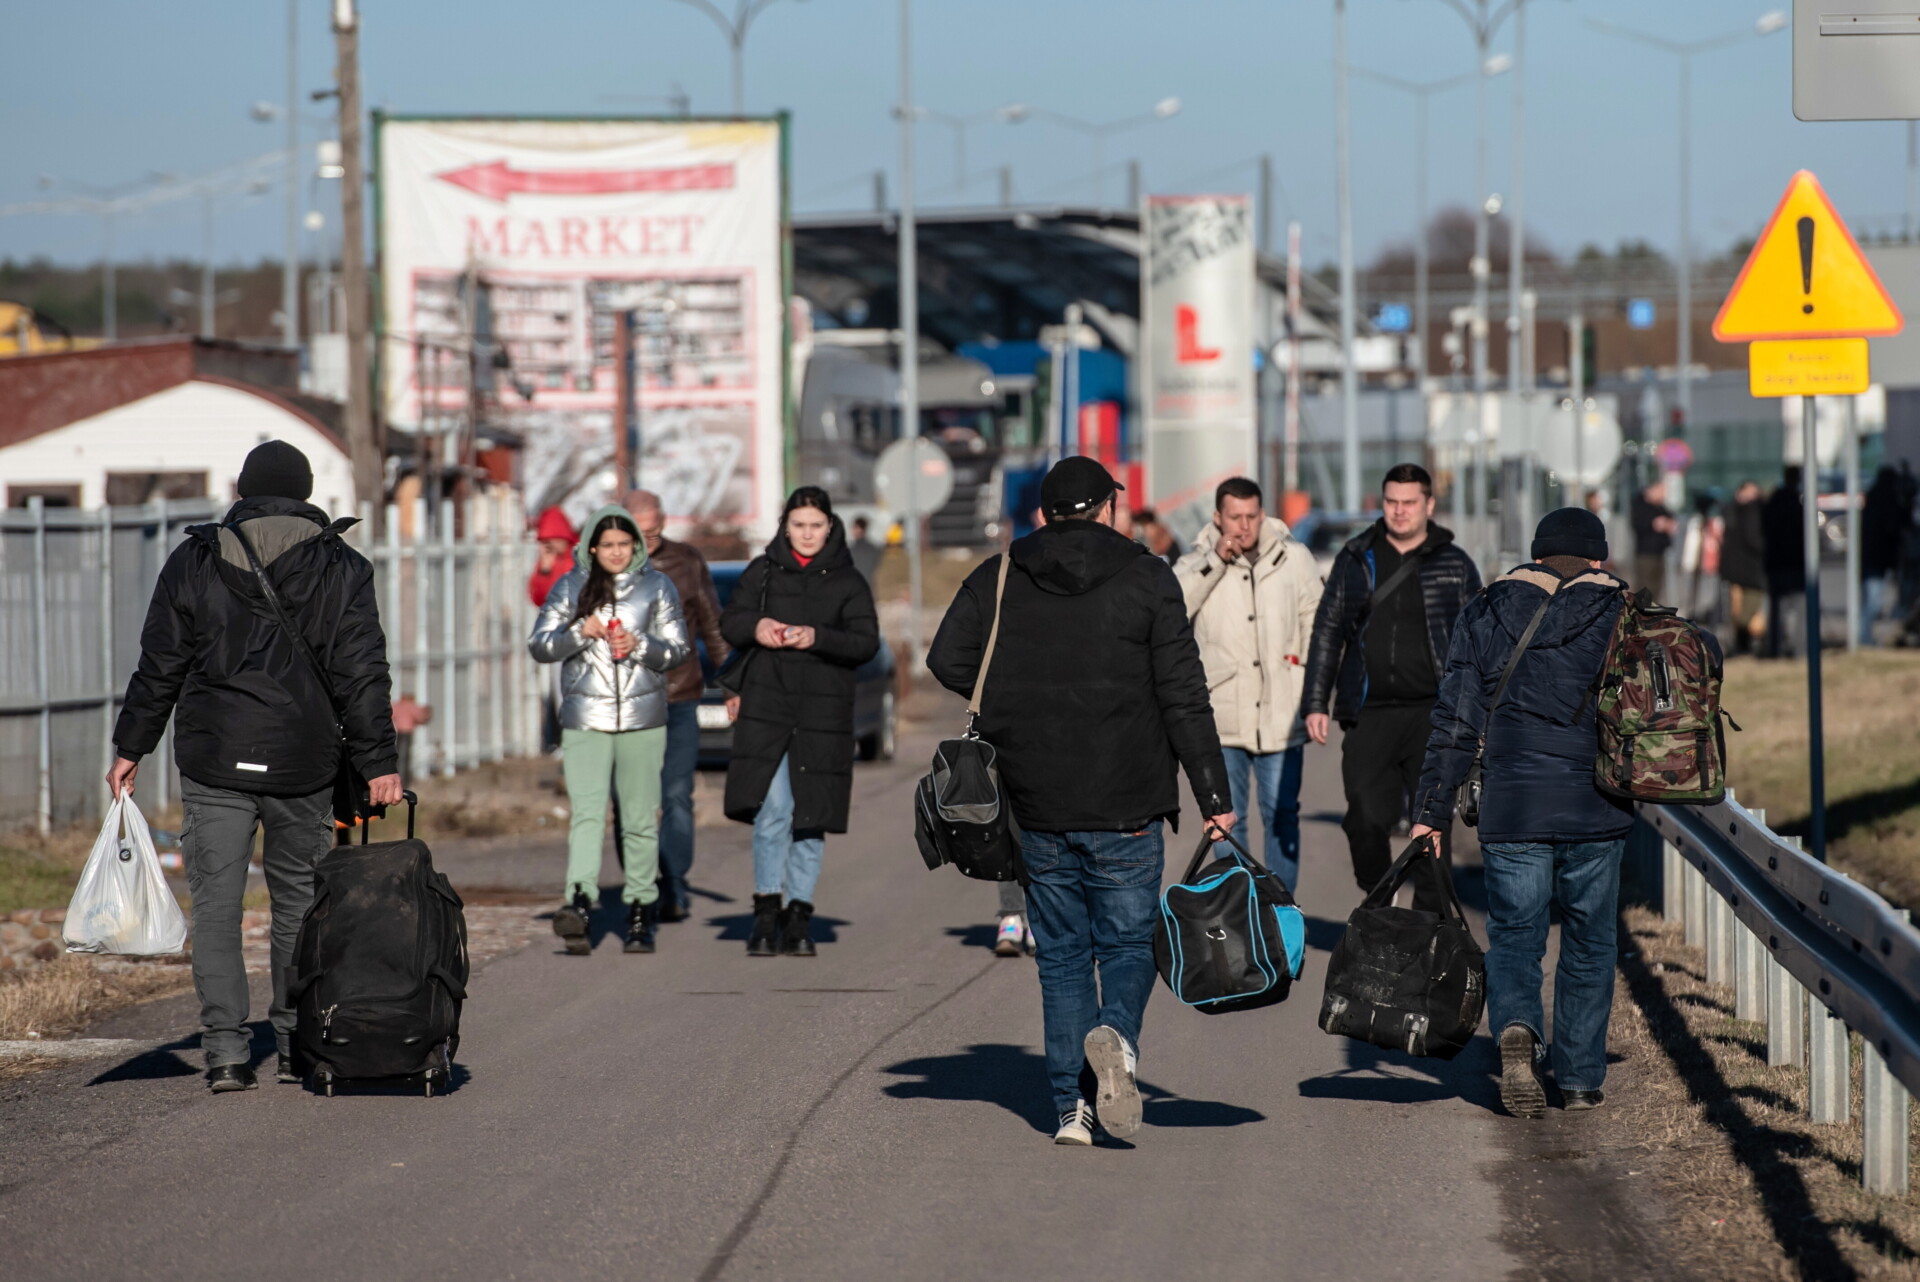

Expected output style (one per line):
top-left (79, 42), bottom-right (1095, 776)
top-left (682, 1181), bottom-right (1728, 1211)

top-left (1712, 169), bottom-right (1905, 863)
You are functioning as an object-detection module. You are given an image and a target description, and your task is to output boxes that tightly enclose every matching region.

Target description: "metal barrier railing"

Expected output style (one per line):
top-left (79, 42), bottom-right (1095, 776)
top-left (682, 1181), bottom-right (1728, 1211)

top-left (1642, 790), bottom-right (1919, 1194)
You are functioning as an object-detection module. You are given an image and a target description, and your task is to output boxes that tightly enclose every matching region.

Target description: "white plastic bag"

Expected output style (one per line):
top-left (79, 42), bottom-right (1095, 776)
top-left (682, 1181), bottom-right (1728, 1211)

top-left (63, 795), bottom-right (189, 955)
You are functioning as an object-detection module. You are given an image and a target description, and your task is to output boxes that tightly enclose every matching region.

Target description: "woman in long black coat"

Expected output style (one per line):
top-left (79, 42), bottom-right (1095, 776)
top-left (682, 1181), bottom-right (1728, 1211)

top-left (722, 487), bottom-right (879, 956)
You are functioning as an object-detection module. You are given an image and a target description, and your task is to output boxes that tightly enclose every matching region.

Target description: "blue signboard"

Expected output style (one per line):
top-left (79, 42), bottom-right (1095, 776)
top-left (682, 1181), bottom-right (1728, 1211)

top-left (1627, 298), bottom-right (1656, 330)
top-left (1374, 302), bottom-right (1412, 334)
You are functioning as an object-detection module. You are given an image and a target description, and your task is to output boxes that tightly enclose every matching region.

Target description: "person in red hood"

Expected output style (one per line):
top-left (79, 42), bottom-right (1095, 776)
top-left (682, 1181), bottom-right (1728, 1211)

top-left (529, 506), bottom-right (579, 752)
top-left (528, 507), bottom-right (579, 608)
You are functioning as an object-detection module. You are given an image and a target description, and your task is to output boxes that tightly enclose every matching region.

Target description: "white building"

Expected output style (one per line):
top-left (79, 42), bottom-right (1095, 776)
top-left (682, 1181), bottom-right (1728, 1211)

top-left (0, 338), bottom-right (354, 513)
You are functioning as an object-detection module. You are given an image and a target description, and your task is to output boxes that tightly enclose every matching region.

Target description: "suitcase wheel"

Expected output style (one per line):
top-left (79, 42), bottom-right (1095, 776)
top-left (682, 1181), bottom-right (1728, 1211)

top-left (313, 1067), bottom-right (336, 1098)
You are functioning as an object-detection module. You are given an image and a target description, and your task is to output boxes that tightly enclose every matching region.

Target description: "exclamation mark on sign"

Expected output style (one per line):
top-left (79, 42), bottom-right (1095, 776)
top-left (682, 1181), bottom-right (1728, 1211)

top-left (1797, 216), bottom-right (1815, 315)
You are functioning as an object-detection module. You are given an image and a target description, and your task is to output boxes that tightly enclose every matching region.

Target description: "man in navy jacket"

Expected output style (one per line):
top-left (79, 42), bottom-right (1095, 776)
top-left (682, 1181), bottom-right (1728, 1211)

top-left (1411, 507), bottom-right (1633, 1120)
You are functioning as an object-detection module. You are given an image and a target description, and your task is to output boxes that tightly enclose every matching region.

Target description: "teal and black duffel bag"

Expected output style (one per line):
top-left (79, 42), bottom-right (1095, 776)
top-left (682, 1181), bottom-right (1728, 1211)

top-left (1153, 830), bottom-right (1306, 1014)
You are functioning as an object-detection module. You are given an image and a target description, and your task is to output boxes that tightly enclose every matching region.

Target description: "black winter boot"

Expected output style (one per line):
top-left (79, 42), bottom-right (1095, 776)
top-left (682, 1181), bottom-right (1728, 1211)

top-left (553, 889), bottom-right (594, 955)
top-left (624, 900), bottom-right (658, 954)
top-left (780, 900), bottom-right (817, 957)
top-left (747, 894), bottom-right (783, 958)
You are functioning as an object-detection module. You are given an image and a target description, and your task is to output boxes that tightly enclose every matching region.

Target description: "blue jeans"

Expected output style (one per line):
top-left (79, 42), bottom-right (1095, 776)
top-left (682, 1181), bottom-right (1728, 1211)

top-left (1218, 745), bottom-right (1304, 890)
top-left (659, 702), bottom-right (700, 907)
top-left (1481, 839), bottom-right (1627, 1093)
top-left (752, 754), bottom-right (826, 902)
top-left (1863, 573), bottom-right (1892, 646)
top-left (1019, 823), bottom-right (1164, 1115)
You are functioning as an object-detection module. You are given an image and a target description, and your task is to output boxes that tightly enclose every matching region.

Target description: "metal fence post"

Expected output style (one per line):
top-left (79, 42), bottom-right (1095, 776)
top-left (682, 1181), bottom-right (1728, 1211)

top-left (1707, 887), bottom-right (1735, 988)
top-left (488, 498), bottom-right (506, 762)
top-left (1863, 1040), bottom-right (1911, 1194)
top-left (30, 497), bottom-right (53, 834)
top-left (384, 504), bottom-right (402, 682)
top-left (441, 501), bottom-right (458, 776)
top-left (1683, 855), bottom-right (1707, 949)
top-left (414, 499), bottom-right (432, 776)
top-left (99, 505), bottom-right (117, 791)
top-left (1809, 1005), bottom-right (1851, 1125)
top-left (461, 498), bottom-right (478, 771)
top-left (1735, 920), bottom-right (1766, 1022)
top-left (1662, 841), bottom-right (1684, 924)
top-left (1766, 949), bottom-right (1806, 1067)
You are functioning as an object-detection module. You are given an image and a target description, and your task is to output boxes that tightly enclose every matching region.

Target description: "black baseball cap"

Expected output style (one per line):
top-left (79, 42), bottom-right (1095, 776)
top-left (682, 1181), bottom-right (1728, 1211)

top-left (1040, 456), bottom-right (1125, 520)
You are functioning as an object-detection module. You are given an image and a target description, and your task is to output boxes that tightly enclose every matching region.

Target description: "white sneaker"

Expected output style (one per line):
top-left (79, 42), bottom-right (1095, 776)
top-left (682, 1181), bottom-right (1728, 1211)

top-left (1084, 1025), bottom-right (1141, 1139)
top-left (994, 915), bottom-right (1025, 957)
top-left (1053, 1099), bottom-right (1096, 1145)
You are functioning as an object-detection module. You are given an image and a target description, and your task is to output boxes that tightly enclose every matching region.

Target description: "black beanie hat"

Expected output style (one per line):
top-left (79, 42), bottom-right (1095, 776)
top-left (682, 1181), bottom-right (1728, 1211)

top-left (237, 440), bottom-right (313, 501)
top-left (1531, 506), bottom-right (1608, 562)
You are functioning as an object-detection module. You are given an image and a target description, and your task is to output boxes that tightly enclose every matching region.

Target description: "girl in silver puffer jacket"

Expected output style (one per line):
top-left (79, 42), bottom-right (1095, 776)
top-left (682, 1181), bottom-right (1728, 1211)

top-left (528, 505), bottom-right (690, 954)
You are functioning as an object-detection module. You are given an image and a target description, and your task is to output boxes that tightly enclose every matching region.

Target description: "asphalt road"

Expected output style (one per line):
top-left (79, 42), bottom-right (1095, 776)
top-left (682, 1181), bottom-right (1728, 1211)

top-left (0, 714), bottom-right (1669, 1281)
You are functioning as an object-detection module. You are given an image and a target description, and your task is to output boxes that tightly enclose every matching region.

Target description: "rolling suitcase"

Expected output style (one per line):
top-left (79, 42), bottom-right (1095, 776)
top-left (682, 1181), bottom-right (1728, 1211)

top-left (289, 792), bottom-right (469, 1096)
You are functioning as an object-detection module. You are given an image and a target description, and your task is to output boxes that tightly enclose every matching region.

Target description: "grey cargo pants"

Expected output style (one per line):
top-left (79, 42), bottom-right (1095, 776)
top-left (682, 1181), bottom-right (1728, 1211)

top-left (179, 777), bottom-right (333, 1067)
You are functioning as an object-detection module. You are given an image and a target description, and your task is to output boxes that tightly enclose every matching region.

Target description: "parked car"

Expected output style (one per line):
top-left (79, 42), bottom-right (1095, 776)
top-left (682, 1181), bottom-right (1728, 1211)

top-left (694, 561), bottom-right (897, 767)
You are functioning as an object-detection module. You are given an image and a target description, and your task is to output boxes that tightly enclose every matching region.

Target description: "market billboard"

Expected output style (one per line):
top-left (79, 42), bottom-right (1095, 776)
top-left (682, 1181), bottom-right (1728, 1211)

top-left (377, 115), bottom-right (787, 533)
top-left (1140, 194), bottom-right (1256, 536)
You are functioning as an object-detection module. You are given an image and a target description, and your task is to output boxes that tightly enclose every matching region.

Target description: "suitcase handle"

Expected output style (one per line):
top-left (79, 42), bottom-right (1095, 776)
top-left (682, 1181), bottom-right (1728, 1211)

top-left (1184, 825), bottom-right (1268, 883)
top-left (357, 789), bottom-right (419, 844)
top-left (1359, 834), bottom-right (1470, 924)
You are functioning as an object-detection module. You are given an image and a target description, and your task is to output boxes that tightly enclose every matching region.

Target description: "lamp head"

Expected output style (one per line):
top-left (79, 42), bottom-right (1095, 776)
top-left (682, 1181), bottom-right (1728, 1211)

top-left (1154, 96), bottom-right (1182, 118)
top-left (1755, 10), bottom-right (1787, 35)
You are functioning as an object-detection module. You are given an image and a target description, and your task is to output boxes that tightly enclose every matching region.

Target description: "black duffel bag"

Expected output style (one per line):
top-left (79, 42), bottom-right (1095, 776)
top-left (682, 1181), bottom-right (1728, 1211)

top-left (1319, 836), bottom-right (1486, 1060)
top-left (1153, 829), bottom-right (1305, 1014)
top-left (913, 551), bottom-right (1024, 883)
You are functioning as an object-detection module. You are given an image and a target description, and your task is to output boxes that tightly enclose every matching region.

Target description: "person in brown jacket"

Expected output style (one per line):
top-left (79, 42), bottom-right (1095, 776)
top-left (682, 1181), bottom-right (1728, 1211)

top-left (623, 489), bottom-right (730, 920)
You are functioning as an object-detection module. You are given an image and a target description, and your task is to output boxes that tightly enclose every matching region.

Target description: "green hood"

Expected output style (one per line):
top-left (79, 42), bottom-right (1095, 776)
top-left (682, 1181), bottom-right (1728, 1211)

top-left (574, 504), bottom-right (648, 574)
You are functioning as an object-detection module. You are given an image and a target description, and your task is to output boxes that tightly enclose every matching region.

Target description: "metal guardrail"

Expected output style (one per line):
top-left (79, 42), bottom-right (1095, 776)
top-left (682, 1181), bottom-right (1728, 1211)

top-left (1641, 790), bottom-right (1919, 1194)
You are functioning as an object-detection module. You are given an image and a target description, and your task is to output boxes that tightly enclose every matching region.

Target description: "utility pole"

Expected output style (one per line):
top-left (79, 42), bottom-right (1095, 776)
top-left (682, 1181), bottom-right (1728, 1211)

top-left (1334, 0), bottom-right (1361, 514)
top-left (1506, 2), bottom-right (1527, 396)
top-left (873, 169), bottom-right (887, 215)
top-left (333, 0), bottom-right (379, 522)
top-left (1568, 309), bottom-right (1585, 509)
top-left (1258, 154), bottom-right (1273, 256)
top-left (998, 164), bottom-right (1013, 208)
top-left (613, 311), bottom-right (636, 491)
top-left (283, 0), bottom-right (300, 350)
top-left (200, 190), bottom-right (216, 338)
top-left (1286, 220), bottom-right (1303, 500)
top-left (898, 0), bottom-right (924, 670)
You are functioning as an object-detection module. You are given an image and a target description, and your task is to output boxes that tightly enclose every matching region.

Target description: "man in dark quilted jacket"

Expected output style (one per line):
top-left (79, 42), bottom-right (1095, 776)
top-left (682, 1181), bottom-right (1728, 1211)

top-left (1410, 507), bottom-right (1631, 1121)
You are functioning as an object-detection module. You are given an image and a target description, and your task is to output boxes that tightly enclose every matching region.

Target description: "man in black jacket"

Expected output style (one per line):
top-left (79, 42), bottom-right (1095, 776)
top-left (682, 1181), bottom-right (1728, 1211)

top-left (928, 457), bottom-right (1234, 1147)
top-left (1302, 463), bottom-right (1481, 910)
top-left (108, 441), bottom-right (400, 1093)
top-left (1761, 467), bottom-right (1807, 658)
top-left (1410, 507), bottom-right (1637, 1118)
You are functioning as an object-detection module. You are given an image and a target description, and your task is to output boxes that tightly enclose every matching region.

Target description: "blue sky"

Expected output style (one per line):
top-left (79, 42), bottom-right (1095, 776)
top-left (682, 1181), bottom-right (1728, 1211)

top-left (0, 0), bottom-right (1904, 270)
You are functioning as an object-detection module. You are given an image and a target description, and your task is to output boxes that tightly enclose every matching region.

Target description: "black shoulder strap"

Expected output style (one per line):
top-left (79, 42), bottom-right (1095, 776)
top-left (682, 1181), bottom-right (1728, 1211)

top-left (228, 522), bottom-right (342, 720)
top-left (1369, 546), bottom-right (1430, 610)
top-left (1467, 585), bottom-right (1556, 769)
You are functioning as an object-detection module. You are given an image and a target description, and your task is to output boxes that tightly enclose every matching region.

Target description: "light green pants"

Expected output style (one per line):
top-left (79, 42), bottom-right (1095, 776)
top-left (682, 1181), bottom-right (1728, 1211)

top-left (561, 726), bottom-right (666, 905)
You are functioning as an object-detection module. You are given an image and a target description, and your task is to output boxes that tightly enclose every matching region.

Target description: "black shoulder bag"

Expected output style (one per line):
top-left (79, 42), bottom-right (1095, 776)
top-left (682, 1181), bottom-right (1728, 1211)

top-left (228, 523), bottom-right (366, 831)
top-left (715, 557), bottom-right (773, 696)
top-left (1458, 588), bottom-right (1556, 828)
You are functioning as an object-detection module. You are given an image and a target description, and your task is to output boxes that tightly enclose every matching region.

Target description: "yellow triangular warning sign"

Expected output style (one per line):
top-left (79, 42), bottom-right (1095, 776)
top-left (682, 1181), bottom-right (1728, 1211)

top-left (1713, 171), bottom-right (1903, 342)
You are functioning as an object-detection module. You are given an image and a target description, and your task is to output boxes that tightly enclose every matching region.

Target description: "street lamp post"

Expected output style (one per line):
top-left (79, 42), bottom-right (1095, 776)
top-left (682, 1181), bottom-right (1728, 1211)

top-left (1001, 98), bottom-right (1181, 209)
top-left (898, 0), bottom-right (924, 670)
top-left (1335, 0), bottom-right (1360, 512)
top-left (1347, 66), bottom-right (1479, 389)
top-left (1587, 10), bottom-right (1788, 434)
top-left (669, 0), bottom-right (806, 116)
top-left (917, 105), bottom-right (1026, 199)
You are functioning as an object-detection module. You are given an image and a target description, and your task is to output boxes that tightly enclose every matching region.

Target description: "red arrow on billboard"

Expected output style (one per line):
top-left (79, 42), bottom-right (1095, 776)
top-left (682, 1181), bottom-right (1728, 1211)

top-left (436, 160), bottom-right (735, 203)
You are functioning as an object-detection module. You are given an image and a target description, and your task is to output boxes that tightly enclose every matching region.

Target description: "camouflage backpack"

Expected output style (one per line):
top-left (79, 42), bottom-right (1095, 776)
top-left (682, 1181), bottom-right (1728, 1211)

top-left (1589, 590), bottom-right (1732, 804)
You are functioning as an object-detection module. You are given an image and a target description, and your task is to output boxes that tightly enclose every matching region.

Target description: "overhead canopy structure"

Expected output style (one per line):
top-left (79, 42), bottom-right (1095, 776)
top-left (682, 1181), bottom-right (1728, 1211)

top-left (793, 206), bottom-right (1337, 352)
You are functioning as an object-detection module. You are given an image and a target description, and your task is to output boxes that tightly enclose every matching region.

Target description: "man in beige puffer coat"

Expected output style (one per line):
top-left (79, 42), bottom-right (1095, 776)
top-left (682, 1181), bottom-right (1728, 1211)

top-left (1173, 477), bottom-right (1323, 890)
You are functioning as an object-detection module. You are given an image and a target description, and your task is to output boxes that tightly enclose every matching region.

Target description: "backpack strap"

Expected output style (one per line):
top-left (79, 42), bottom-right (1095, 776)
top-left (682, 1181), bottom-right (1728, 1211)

top-left (1460, 584), bottom-right (1557, 801)
top-left (1369, 545), bottom-right (1431, 610)
top-left (964, 552), bottom-right (1014, 726)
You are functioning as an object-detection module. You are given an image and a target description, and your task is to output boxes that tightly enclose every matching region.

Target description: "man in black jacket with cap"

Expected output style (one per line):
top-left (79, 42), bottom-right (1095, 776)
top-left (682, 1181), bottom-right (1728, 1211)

top-left (928, 457), bottom-right (1234, 1147)
top-left (109, 441), bottom-right (400, 1093)
top-left (1411, 506), bottom-right (1635, 1119)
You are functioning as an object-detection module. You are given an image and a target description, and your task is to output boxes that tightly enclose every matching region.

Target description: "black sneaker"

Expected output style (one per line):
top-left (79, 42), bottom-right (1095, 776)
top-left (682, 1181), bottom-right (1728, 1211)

top-left (747, 894), bottom-right (783, 957)
top-left (1562, 1089), bottom-right (1605, 1112)
top-left (553, 889), bottom-right (593, 955)
top-left (1498, 1024), bottom-right (1547, 1119)
top-left (624, 901), bottom-right (658, 954)
top-left (208, 1063), bottom-right (258, 1093)
top-left (276, 1054), bottom-right (299, 1084)
top-left (780, 900), bottom-right (817, 957)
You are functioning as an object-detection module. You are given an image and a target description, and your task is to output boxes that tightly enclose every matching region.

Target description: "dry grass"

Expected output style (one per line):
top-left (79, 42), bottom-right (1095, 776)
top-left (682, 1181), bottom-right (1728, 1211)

top-left (0, 956), bottom-right (191, 1042)
top-left (1608, 906), bottom-right (1920, 1279)
top-left (1722, 651), bottom-right (1920, 910)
